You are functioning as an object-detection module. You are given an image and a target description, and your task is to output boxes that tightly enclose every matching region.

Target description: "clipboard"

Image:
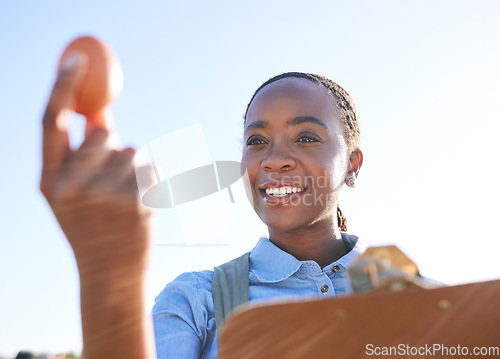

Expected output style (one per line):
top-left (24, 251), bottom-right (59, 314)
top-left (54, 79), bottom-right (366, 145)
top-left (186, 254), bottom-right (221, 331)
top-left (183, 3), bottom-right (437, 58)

top-left (220, 279), bottom-right (500, 359)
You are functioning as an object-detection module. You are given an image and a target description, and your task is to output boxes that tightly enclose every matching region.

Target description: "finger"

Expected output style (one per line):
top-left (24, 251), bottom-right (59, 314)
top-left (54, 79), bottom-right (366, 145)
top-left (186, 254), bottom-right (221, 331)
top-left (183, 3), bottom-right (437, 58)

top-left (64, 128), bottom-right (116, 186)
top-left (108, 149), bottom-right (155, 198)
top-left (85, 108), bottom-right (121, 149)
top-left (82, 148), bottom-right (142, 202)
top-left (42, 52), bottom-right (88, 175)
top-left (125, 163), bottom-right (156, 211)
top-left (129, 150), bottom-right (156, 204)
top-left (85, 108), bottom-right (115, 134)
top-left (106, 147), bottom-right (138, 180)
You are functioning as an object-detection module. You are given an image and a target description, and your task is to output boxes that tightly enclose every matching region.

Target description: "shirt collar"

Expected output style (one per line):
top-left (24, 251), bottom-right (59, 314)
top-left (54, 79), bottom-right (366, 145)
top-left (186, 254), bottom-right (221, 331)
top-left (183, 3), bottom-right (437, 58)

top-left (249, 237), bottom-right (302, 283)
top-left (336, 232), bottom-right (365, 270)
top-left (249, 234), bottom-right (364, 283)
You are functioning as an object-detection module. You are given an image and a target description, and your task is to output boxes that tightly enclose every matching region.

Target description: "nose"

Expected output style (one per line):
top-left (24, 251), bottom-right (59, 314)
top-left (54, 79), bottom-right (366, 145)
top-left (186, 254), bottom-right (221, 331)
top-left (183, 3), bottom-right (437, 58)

top-left (261, 143), bottom-right (297, 172)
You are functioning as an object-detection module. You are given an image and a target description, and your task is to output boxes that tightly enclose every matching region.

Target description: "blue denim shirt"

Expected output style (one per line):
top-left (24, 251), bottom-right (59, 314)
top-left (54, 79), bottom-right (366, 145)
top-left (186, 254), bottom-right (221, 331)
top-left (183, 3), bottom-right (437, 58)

top-left (153, 234), bottom-right (363, 359)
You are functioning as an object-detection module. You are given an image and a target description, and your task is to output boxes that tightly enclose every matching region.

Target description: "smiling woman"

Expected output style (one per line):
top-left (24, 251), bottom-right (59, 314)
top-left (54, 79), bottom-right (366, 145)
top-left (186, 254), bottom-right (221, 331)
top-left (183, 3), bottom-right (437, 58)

top-left (241, 73), bottom-right (363, 261)
top-left (152, 72), bottom-right (364, 358)
top-left (41, 62), bottom-right (365, 359)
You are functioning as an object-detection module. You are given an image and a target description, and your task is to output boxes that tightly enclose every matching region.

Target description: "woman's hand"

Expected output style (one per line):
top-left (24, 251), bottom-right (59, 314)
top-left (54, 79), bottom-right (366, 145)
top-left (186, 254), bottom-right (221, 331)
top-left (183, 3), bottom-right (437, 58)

top-left (40, 53), bottom-right (152, 278)
top-left (40, 52), bottom-right (155, 359)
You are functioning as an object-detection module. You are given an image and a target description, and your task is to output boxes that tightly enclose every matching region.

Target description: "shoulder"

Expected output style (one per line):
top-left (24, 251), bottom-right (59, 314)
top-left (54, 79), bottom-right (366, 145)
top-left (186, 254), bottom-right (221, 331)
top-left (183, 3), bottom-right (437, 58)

top-left (153, 270), bottom-right (216, 340)
top-left (154, 270), bottom-right (215, 306)
top-left (153, 270), bottom-right (216, 328)
top-left (153, 270), bottom-right (218, 356)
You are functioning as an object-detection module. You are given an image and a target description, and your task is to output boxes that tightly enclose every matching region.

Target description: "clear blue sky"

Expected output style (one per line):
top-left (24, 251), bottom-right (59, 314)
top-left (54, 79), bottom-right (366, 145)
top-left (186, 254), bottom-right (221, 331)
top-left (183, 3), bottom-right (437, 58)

top-left (1, 0), bottom-right (500, 356)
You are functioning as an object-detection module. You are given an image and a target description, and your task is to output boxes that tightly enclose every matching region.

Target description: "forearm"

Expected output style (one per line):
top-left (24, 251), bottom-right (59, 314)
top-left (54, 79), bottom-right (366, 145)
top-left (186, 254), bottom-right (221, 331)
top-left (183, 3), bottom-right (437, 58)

top-left (79, 270), bottom-right (155, 359)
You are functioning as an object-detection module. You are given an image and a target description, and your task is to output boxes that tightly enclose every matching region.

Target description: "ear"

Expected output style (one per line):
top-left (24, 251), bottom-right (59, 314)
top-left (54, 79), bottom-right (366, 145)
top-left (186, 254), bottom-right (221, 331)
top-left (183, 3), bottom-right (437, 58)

top-left (347, 149), bottom-right (363, 177)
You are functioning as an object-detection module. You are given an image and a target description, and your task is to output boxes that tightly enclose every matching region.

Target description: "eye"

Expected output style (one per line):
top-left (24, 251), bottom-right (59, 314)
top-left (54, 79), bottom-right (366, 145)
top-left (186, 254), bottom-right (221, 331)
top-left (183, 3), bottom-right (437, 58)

top-left (296, 134), bottom-right (320, 143)
top-left (246, 136), bottom-right (267, 146)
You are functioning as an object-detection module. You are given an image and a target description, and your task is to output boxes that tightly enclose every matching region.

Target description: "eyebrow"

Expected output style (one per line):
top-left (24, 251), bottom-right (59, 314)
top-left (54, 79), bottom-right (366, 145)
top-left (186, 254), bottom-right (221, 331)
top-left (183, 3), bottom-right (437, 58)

top-left (287, 116), bottom-right (329, 130)
top-left (244, 120), bottom-right (267, 135)
top-left (244, 116), bottom-right (329, 135)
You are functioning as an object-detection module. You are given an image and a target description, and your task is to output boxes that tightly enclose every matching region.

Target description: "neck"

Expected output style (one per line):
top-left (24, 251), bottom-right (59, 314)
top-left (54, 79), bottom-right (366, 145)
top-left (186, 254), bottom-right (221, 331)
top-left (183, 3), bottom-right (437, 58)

top-left (267, 218), bottom-right (349, 268)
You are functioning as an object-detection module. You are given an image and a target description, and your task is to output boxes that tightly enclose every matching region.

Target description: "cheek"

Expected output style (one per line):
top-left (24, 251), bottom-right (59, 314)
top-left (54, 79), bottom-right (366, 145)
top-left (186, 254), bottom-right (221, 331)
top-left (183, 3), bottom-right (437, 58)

top-left (333, 156), bottom-right (349, 187)
top-left (317, 156), bottom-right (348, 193)
top-left (240, 153), bottom-right (254, 184)
top-left (240, 154), bottom-right (258, 205)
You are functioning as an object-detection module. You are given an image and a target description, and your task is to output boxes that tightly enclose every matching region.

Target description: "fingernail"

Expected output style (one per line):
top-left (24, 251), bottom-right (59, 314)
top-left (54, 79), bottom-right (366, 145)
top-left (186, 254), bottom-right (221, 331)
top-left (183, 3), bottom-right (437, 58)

top-left (60, 51), bottom-right (84, 72)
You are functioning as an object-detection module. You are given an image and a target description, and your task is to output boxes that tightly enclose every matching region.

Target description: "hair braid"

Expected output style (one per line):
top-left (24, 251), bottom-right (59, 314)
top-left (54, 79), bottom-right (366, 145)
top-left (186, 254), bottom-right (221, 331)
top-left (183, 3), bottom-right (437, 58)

top-left (337, 206), bottom-right (347, 232)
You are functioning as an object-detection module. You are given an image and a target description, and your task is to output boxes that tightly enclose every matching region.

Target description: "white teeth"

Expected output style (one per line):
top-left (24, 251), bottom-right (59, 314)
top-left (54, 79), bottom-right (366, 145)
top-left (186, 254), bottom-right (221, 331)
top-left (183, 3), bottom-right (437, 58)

top-left (265, 186), bottom-right (303, 197)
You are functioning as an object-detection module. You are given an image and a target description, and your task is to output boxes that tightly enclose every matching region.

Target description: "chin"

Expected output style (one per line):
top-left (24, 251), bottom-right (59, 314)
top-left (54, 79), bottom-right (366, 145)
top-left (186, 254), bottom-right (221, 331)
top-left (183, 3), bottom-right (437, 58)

top-left (259, 212), bottom-right (313, 233)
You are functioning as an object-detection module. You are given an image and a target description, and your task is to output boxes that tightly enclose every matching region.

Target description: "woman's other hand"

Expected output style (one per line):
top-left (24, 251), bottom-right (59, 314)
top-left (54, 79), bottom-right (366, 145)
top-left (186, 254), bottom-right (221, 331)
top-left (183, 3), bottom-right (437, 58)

top-left (40, 52), bottom-right (152, 278)
top-left (40, 52), bottom-right (155, 359)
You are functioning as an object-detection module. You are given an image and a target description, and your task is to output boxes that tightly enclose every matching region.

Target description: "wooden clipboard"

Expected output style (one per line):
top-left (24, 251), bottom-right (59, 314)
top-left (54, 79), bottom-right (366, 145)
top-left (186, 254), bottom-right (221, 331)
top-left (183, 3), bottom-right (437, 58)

top-left (219, 279), bottom-right (500, 359)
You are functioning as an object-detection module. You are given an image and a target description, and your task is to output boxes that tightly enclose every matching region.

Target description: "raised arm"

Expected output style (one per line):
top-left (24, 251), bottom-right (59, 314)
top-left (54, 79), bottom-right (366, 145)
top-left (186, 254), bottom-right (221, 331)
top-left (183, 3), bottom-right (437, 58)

top-left (40, 52), bottom-right (155, 359)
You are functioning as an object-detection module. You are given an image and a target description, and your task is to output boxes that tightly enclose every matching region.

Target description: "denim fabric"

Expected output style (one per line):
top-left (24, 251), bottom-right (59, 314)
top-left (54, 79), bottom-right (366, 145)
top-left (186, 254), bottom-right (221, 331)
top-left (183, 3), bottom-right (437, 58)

top-left (153, 234), bottom-right (363, 359)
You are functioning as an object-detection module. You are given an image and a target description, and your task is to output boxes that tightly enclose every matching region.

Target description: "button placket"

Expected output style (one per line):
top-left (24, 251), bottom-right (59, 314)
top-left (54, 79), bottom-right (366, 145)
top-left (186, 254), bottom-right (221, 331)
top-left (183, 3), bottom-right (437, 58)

top-left (318, 272), bottom-right (333, 295)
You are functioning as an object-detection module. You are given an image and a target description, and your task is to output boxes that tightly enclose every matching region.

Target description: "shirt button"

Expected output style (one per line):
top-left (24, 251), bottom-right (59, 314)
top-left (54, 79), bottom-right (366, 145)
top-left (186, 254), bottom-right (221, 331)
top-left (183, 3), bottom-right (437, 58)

top-left (321, 285), bottom-right (329, 293)
top-left (332, 265), bottom-right (340, 273)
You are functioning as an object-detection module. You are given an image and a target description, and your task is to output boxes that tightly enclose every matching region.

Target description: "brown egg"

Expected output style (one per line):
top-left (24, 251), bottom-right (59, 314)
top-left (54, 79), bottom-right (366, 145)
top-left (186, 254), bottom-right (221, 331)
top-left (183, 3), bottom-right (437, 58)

top-left (58, 36), bottom-right (123, 127)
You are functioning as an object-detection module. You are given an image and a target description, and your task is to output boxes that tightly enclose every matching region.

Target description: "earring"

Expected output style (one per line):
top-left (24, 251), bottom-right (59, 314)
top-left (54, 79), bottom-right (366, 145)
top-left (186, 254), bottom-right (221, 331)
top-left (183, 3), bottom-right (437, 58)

top-left (346, 174), bottom-right (356, 188)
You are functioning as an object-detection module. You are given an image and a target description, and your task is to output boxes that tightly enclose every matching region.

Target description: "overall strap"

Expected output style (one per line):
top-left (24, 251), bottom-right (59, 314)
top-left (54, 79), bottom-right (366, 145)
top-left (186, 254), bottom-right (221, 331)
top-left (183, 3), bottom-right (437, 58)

top-left (212, 252), bottom-right (250, 346)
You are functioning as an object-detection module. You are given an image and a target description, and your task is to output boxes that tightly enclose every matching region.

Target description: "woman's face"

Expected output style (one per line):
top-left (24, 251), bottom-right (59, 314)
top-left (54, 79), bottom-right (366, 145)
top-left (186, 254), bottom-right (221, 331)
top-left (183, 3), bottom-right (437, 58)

top-left (242, 77), bottom-right (353, 233)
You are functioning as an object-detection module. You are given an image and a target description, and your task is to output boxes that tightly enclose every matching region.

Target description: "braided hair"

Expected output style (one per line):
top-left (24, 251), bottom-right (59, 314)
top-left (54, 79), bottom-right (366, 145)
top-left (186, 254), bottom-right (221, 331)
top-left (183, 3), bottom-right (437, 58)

top-left (244, 72), bottom-right (361, 232)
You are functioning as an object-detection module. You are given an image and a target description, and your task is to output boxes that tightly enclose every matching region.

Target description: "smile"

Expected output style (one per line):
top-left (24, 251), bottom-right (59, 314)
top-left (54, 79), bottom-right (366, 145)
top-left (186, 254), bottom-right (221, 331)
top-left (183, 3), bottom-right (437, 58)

top-left (265, 186), bottom-right (304, 197)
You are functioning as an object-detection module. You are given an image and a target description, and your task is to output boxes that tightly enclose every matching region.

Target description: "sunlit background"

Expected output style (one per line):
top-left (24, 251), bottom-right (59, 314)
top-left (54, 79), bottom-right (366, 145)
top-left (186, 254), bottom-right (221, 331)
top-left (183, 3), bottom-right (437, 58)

top-left (1, 0), bottom-right (500, 357)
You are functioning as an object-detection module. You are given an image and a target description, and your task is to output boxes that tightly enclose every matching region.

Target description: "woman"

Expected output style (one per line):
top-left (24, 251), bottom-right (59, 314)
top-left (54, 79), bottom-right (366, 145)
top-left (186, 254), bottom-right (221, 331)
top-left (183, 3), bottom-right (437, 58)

top-left (41, 54), bottom-right (362, 359)
top-left (153, 72), bottom-right (363, 358)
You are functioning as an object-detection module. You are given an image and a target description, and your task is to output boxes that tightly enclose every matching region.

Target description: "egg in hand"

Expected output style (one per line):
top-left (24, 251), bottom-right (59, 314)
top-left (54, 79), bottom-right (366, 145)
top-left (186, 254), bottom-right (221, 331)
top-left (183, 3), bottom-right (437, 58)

top-left (58, 36), bottom-right (123, 128)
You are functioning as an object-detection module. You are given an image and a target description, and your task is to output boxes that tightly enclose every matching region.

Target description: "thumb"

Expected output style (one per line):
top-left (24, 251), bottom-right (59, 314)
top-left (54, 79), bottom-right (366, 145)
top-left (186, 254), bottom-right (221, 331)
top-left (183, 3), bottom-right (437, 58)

top-left (85, 108), bottom-right (121, 149)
